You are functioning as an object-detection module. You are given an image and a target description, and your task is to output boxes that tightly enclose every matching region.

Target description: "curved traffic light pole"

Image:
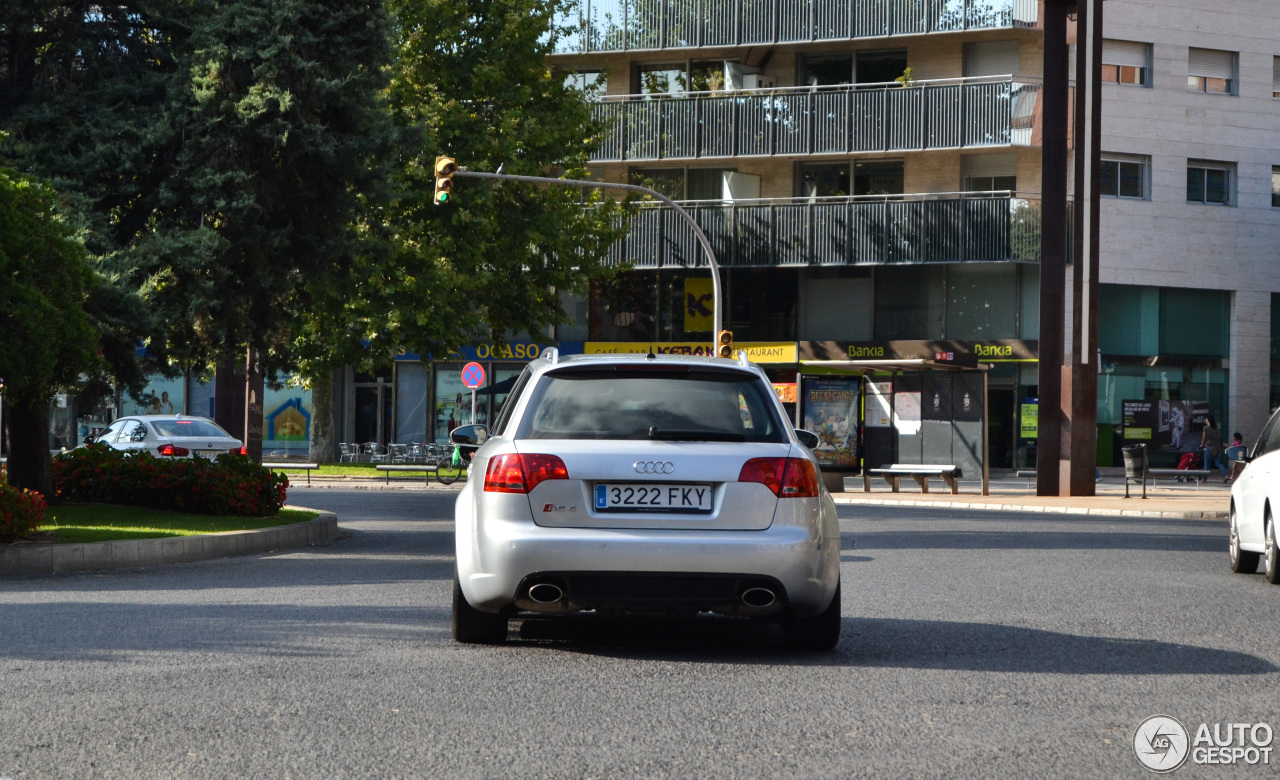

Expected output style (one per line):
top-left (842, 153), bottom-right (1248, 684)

top-left (452, 169), bottom-right (724, 349)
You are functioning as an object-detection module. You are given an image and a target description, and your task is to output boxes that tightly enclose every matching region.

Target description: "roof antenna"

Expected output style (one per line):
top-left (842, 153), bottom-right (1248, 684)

top-left (646, 348), bottom-right (656, 360)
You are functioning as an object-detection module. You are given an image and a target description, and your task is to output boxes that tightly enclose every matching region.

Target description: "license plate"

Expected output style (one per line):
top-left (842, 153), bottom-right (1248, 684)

top-left (195, 450), bottom-right (218, 460)
top-left (594, 483), bottom-right (713, 512)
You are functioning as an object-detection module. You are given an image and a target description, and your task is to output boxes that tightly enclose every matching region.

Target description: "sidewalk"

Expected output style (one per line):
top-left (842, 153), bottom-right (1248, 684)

top-left (834, 472), bottom-right (1231, 519)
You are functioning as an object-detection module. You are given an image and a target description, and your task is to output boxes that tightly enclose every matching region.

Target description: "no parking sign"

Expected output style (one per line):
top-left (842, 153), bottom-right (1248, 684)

top-left (461, 362), bottom-right (485, 426)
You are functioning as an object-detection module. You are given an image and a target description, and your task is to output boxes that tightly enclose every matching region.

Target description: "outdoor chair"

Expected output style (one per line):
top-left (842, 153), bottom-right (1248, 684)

top-left (339, 443), bottom-right (357, 463)
top-left (365, 442), bottom-right (389, 463)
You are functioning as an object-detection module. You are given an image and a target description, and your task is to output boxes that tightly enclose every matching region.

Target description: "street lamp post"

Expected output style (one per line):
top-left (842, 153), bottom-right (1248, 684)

top-left (452, 169), bottom-right (725, 346)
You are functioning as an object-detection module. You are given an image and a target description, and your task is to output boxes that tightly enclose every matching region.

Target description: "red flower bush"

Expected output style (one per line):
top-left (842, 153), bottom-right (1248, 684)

top-left (52, 445), bottom-right (288, 516)
top-left (0, 484), bottom-right (47, 542)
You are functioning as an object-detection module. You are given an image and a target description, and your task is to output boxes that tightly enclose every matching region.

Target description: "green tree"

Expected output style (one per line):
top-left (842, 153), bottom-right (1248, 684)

top-left (0, 169), bottom-right (100, 497)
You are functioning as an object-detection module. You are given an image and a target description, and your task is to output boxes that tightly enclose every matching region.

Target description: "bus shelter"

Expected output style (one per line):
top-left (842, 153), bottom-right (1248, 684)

top-left (796, 359), bottom-right (991, 496)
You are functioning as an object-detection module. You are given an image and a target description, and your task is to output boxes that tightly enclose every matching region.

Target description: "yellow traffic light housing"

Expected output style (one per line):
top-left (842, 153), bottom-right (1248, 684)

top-left (434, 156), bottom-right (458, 205)
top-left (716, 329), bottom-right (734, 359)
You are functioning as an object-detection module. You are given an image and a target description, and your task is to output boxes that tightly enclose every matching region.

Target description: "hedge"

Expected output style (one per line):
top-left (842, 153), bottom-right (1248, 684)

top-left (52, 445), bottom-right (289, 516)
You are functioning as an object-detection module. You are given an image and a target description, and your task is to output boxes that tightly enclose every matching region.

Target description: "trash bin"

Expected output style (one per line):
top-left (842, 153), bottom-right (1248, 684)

top-left (1121, 443), bottom-right (1147, 499)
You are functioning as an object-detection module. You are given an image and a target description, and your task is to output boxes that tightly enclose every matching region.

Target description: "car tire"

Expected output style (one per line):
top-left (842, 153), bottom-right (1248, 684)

top-left (1265, 513), bottom-right (1280, 585)
top-left (452, 571), bottom-right (507, 644)
top-left (1229, 504), bottom-right (1260, 574)
top-left (782, 580), bottom-right (840, 651)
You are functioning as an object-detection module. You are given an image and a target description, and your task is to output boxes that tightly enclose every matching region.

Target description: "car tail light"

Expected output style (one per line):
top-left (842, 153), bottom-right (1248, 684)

top-left (230, 446), bottom-right (246, 455)
top-left (738, 457), bottom-right (819, 498)
top-left (484, 453), bottom-right (569, 494)
top-left (157, 444), bottom-right (190, 457)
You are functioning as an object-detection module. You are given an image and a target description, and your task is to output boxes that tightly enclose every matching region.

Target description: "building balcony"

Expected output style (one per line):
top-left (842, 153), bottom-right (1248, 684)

top-left (589, 77), bottom-right (1042, 162)
top-left (607, 192), bottom-right (1042, 267)
top-left (553, 0), bottom-right (1039, 55)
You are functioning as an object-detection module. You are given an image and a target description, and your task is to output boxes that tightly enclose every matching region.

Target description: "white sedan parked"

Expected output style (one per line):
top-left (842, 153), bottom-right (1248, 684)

top-left (1229, 406), bottom-right (1280, 582)
top-left (90, 415), bottom-right (244, 460)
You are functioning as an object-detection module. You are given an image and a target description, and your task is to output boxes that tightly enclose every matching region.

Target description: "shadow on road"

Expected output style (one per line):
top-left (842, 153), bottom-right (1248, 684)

top-left (850, 529), bottom-right (1222, 552)
top-left (513, 614), bottom-right (1276, 675)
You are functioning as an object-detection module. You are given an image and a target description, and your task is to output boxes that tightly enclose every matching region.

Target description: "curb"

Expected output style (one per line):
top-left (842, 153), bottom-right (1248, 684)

top-left (0, 509), bottom-right (339, 577)
top-left (832, 496), bottom-right (1228, 520)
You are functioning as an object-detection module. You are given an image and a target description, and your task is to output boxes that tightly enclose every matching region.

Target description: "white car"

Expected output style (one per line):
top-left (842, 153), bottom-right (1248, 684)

top-left (1229, 406), bottom-right (1280, 582)
top-left (450, 350), bottom-right (842, 649)
top-left (90, 415), bottom-right (244, 460)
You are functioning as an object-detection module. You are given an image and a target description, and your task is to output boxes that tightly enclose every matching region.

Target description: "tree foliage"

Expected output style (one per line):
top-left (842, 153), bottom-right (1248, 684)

top-left (365, 0), bottom-right (626, 360)
top-left (0, 168), bottom-right (100, 494)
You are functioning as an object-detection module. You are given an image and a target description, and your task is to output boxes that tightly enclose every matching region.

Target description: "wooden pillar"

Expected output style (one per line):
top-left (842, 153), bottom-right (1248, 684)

top-left (1066, 0), bottom-right (1104, 496)
top-left (1036, 0), bottom-right (1072, 497)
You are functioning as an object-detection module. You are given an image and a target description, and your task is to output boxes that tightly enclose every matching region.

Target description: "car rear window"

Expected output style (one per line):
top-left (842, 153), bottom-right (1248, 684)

top-left (149, 419), bottom-right (232, 438)
top-left (515, 367), bottom-right (787, 442)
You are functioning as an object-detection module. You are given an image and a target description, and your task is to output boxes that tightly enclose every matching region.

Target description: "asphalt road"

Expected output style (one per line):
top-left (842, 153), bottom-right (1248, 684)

top-left (1, 487), bottom-right (1276, 778)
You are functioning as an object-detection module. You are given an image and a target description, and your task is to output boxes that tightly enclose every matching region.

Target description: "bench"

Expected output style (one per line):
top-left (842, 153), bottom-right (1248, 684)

top-left (375, 464), bottom-right (435, 484)
top-left (863, 464), bottom-right (962, 494)
top-left (264, 462), bottom-right (319, 486)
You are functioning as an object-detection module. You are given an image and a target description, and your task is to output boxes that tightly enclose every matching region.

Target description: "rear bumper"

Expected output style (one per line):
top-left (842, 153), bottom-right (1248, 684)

top-left (458, 514), bottom-right (839, 618)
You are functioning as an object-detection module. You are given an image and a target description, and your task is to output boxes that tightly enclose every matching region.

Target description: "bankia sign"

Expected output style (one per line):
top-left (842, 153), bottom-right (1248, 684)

top-left (799, 340), bottom-right (1038, 362)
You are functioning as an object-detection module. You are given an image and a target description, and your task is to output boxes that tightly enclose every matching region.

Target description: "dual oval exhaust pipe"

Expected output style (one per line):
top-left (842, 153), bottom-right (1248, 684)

top-left (740, 587), bottom-right (776, 609)
top-left (527, 583), bottom-right (565, 605)
top-left (524, 581), bottom-right (778, 611)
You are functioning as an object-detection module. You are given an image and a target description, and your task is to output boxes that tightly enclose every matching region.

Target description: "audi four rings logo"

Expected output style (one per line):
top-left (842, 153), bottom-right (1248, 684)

top-left (634, 461), bottom-right (675, 474)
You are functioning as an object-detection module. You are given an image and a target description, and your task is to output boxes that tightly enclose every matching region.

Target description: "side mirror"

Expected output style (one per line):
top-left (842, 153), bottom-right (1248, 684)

top-left (794, 429), bottom-right (820, 449)
top-left (83, 435), bottom-right (96, 445)
top-left (450, 424), bottom-right (488, 449)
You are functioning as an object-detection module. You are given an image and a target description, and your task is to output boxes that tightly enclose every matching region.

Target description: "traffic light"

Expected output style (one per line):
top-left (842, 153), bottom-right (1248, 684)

top-left (716, 330), bottom-right (734, 359)
top-left (434, 156), bottom-right (458, 205)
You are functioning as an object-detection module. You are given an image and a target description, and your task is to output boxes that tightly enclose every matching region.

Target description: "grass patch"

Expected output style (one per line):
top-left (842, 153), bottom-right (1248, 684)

top-left (39, 504), bottom-right (319, 544)
top-left (267, 463), bottom-right (465, 479)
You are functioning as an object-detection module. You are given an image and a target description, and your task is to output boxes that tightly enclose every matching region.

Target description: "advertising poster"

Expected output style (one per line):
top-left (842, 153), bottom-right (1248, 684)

top-left (121, 375), bottom-right (185, 417)
top-left (263, 385), bottom-right (313, 457)
top-left (866, 382), bottom-right (892, 428)
top-left (683, 277), bottom-right (714, 333)
top-left (893, 391), bottom-right (921, 436)
top-left (801, 377), bottom-right (860, 469)
top-left (1020, 399), bottom-right (1038, 439)
top-left (1122, 399), bottom-right (1208, 452)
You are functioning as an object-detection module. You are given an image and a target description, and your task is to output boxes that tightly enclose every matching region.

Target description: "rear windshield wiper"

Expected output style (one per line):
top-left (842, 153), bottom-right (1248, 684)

top-left (648, 427), bottom-right (747, 442)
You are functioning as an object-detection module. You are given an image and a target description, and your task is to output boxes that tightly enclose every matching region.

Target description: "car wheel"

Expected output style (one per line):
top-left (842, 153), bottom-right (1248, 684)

top-left (782, 580), bottom-right (840, 651)
top-left (1265, 513), bottom-right (1280, 585)
top-left (1229, 504), bottom-right (1260, 574)
top-left (452, 571), bottom-right (507, 644)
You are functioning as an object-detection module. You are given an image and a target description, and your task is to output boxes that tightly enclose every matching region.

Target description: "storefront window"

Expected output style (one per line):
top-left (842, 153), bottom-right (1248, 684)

top-left (433, 363), bottom-right (469, 442)
top-left (728, 268), bottom-right (798, 340)
top-left (874, 265), bottom-right (946, 339)
top-left (396, 362), bottom-right (428, 443)
top-left (591, 273), bottom-right (656, 341)
top-left (121, 374), bottom-right (185, 416)
top-left (947, 263), bottom-right (1017, 340)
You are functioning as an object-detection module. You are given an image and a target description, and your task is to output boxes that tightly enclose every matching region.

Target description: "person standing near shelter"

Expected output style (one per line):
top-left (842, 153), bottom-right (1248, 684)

top-left (1199, 415), bottom-right (1227, 478)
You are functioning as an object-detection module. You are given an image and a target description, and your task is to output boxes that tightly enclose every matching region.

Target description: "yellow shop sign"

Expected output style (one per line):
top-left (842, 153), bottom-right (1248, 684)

top-left (585, 342), bottom-right (798, 364)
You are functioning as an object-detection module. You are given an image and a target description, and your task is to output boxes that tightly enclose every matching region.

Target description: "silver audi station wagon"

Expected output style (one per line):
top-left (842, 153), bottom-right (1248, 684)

top-left (450, 349), bottom-right (842, 649)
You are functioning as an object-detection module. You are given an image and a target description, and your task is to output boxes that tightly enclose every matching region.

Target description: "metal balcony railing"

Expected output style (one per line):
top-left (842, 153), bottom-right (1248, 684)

top-left (553, 0), bottom-right (1039, 54)
top-left (589, 77), bottom-right (1042, 162)
top-left (606, 192), bottom-right (1043, 267)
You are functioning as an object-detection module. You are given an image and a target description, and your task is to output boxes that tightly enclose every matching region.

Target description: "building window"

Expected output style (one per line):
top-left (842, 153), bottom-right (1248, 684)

top-left (798, 160), bottom-right (903, 198)
top-left (801, 49), bottom-right (907, 88)
top-left (1273, 56), bottom-right (1280, 98)
top-left (1100, 156), bottom-right (1148, 199)
top-left (629, 167), bottom-right (738, 201)
top-left (564, 70), bottom-right (606, 100)
top-left (1101, 40), bottom-right (1150, 86)
top-left (633, 61), bottom-right (729, 96)
top-left (1187, 47), bottom-right (1236, 94)
top-left (1186, 162), bottom-right (1233, 205)
top-left (1273, 166), bottom-right (1280, 208)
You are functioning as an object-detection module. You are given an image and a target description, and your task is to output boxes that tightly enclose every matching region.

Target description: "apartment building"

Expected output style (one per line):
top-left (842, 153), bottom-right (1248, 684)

top-left (543, 0), bottom-right (1280, 469)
